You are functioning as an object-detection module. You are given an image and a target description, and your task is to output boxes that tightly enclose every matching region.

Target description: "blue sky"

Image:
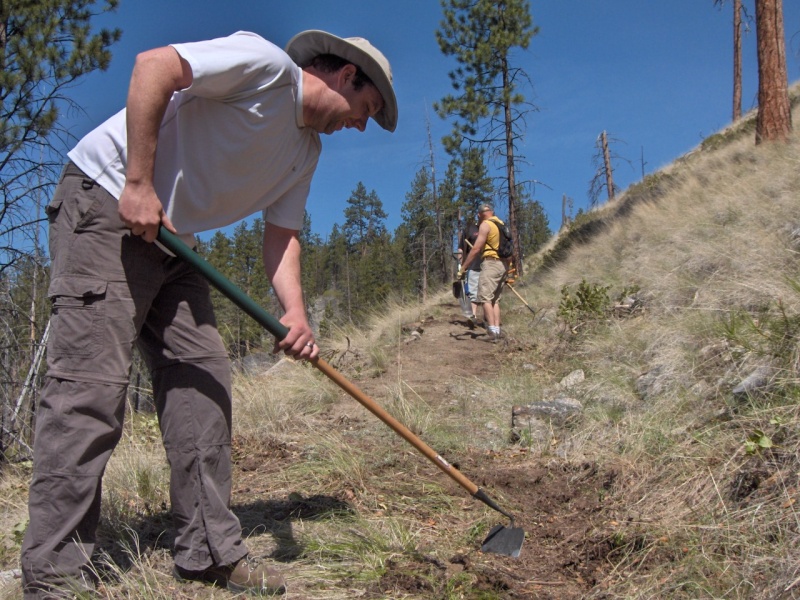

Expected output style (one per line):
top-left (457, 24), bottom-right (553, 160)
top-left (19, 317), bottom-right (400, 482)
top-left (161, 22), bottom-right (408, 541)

top-left (64, 0), bottom-right (800, 240)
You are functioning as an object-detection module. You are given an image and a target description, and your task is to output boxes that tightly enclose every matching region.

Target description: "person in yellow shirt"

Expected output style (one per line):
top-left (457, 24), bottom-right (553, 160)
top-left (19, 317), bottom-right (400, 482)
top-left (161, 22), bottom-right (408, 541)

top-left (457, 203), bottom-right (508, 342)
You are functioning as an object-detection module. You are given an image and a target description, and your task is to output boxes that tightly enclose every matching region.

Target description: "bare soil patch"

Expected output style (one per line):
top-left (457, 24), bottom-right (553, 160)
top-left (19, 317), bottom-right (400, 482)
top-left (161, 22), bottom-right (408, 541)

top-left (215, 299), bottom-right (638, 599)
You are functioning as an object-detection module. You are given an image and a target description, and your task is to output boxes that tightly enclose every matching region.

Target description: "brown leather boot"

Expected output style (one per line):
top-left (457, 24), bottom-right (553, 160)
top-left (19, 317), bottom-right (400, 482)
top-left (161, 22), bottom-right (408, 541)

top-left (174, 555), bottom-right (287, 595)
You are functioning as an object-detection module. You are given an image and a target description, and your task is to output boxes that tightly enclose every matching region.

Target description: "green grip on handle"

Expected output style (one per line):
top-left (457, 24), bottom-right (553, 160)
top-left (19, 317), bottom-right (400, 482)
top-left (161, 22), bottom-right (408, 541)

top-left (156, 226), bottom-right (289, 341)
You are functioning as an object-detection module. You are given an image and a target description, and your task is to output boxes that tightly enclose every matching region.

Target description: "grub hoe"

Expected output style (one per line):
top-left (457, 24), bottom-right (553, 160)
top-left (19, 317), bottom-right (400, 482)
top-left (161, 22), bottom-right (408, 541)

top-left (158, 226), bottom-right (524, 558)
top-left (504, 281), bottom-right (538, 316)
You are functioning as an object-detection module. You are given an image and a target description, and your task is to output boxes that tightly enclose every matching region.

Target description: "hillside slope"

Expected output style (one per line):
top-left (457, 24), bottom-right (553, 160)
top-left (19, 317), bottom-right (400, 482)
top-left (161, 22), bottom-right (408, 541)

top-left (301, 98), bottom-right (800, 598)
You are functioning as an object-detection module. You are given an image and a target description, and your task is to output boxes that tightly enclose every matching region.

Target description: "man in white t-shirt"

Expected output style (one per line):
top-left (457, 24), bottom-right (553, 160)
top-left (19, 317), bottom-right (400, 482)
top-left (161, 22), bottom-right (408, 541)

top-left (20, 30), bottom-right (397, 599)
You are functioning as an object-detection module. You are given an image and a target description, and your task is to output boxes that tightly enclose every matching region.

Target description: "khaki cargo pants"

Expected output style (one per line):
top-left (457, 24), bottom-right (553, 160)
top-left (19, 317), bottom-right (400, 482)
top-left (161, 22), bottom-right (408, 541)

top-left (20, 163), bottom-right (247, 598)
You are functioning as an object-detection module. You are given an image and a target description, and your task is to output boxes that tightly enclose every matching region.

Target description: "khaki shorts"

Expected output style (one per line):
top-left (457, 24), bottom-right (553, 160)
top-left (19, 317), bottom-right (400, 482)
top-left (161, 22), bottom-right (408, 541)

top-left (477, 259), bottom-right (506, 304)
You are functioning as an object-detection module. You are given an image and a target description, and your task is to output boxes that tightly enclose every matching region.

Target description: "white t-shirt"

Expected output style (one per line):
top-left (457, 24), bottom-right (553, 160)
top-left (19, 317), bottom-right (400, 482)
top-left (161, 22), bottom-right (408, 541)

top-left (68, 31), bottom-right (321, 235)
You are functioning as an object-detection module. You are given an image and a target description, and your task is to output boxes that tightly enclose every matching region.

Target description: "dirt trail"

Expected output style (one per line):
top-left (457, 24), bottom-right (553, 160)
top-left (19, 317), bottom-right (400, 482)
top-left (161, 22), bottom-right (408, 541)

top-left (308, 299), bottom-right (630, 599)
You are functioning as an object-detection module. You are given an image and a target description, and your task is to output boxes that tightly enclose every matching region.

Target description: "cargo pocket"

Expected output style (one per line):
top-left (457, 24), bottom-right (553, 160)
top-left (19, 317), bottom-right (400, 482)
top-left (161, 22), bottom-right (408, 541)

top-left (48, 276), bottom-right (108, 359)
top-left (45, 197), bottom-right (63, 222)
top-left (45, 197), bottom-right (64, 258)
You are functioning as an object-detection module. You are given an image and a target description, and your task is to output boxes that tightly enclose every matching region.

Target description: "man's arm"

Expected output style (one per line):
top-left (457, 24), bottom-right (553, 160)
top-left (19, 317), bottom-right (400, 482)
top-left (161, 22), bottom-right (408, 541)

top-left (262, 222), bottom-right (318, 359)
top-left (118, 46), bottom-right (192, 242)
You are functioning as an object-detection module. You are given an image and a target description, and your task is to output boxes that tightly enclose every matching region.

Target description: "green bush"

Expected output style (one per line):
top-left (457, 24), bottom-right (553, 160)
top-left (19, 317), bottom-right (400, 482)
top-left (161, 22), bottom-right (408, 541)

top-left (558, 279), bottom-right (611, 329)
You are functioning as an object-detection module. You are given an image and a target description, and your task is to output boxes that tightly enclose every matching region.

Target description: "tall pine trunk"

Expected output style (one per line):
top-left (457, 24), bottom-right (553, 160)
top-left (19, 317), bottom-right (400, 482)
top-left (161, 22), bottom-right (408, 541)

top-left (733, 0), bottom-right (742, 121)
top-left (755, 0), bottom-right (791, 143)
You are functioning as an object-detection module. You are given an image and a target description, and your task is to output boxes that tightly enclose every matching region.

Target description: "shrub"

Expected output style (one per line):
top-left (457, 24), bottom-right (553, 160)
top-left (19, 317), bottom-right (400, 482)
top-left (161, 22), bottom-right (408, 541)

top-left (558, 279), bottom-right (611, 331)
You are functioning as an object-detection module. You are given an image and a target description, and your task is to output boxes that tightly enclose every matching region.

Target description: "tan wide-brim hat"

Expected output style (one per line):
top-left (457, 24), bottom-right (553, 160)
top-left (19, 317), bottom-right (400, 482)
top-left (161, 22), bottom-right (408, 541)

top-left (286, 30), bottom-right (398, 132)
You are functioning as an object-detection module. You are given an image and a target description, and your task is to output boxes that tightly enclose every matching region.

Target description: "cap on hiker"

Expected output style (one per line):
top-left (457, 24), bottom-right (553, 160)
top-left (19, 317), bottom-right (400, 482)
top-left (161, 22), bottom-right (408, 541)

top-left (286, 30), bottom-right (398, 132)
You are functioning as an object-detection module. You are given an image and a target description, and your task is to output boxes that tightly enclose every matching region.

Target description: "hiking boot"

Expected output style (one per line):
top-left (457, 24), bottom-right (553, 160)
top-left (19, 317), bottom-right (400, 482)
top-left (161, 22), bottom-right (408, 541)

top-left (174, 555), bottom-right (287, 596)
top-left (467, 315), bottom-right (477, 330)
top-left (24, 571), bottom-right (97, 599)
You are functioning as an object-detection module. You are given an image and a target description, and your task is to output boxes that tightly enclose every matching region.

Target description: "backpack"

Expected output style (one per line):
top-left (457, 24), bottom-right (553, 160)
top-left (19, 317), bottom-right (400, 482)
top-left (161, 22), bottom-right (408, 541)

top-left (488, 217), bottom-right (514, 259)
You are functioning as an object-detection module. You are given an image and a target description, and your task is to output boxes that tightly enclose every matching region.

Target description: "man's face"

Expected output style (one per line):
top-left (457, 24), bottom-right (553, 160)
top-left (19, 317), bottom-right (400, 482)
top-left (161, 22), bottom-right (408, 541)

top-left (318, 65), bottom-right (384, 135)
top-left (478, 208), bottom-right (493, 221)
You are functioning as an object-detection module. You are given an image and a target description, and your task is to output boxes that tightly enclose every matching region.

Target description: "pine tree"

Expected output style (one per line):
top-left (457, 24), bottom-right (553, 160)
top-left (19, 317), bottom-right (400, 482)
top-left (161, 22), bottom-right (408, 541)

top-left (0, 1), bottom-right (121, 273)
top-left (299, 210), bottom-right (324, 298)
top-left (354, 231), bottom-right (394, 309)
top-left (435, 0), bottom-right (537, 275)
top-left (0, 250), bottom-right (51, 451)
top-left (197, 221), bottom-right (275, 357)
top-left (340, 183), bottom-right (389, 315)
top-left (231, 219), bottom-right (272, 355)
top-left (324, 224), bottom-right (348, 292)
top-left (754, 0), bottom-right (791, 143)
top-left (199, 230), bottom-right (238, 353)
top-left (438, 160), bottom-right (460, 264)
top-left (343, 182), bottom-right (388, 257)
top-left (457, 148), bottom-right (494, 215)
top-left (390, 222), bottom-right (416, 295)
top-left (400, 168), bottom-right (437, 301)
top-left (0, 1), bottom-right (120, 453)
top-left (515, 196), bottom-right (551, 258)
top-left (322, 224), bottom-right (350, 322)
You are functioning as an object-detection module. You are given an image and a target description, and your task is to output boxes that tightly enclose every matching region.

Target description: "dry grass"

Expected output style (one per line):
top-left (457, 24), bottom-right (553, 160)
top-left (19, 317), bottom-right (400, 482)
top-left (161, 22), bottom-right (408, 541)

top-left (512, 102), bottom-right (800, 598)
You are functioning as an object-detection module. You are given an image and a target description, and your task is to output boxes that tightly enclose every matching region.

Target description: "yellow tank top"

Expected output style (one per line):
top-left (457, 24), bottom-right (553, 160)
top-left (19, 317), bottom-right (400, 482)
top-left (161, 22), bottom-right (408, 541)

top-left (482, 218), bottom-right (502, 259)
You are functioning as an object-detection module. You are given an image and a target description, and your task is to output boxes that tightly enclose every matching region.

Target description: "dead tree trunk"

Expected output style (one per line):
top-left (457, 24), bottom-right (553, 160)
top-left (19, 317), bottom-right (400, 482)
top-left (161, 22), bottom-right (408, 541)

top-left (601, 131), bottom-right (616, 201)
top-left (755, 0), bottom-right (792, 143)
top-left (502, 60), bottom-right (524, 277)
top-left (733, 0), bottom-right (743, 120)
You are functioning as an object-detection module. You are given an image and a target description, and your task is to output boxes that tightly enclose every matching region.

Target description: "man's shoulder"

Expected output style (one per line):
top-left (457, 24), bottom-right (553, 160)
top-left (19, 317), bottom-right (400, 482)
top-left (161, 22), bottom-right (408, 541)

top-left (174, 31), bottom-right (292, 72)
top-left (173, 31), bottom-right (297, 100)
top-left (229, 31), bottom-right (292, 63)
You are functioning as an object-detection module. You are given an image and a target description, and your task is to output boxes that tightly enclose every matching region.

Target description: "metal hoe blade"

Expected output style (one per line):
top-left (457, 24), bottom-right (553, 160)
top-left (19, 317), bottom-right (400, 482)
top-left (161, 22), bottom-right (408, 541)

top-left (481, 523), bottom-right (525, 557)
top-left (472, 488), bottom-right (525, 557)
